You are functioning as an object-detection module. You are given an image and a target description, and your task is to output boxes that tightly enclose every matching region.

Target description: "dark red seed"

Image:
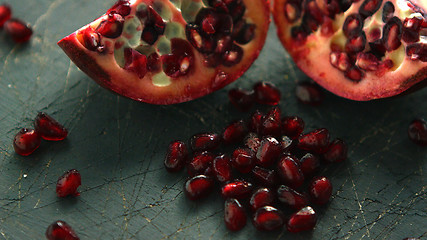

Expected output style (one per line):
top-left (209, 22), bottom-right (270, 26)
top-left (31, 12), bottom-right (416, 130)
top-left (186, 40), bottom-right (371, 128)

top-left (406, 43), bottom-right (427, 62)
top-left (256, 137), bottom-right (282, 167)
top-left (402, 17), bottom-right (423, 43)
top-left (188, 151), bottom-right (216, 176)
top-left (34, 112), bottom-right (68, 141)
top-left (408, 118), bottom-right (427, 146)
top-left (0, 4), bottom-right (12, 28)
top-left (343, 14), bottom-right (364, 38)
top-left (81, 27), bottom-right (103, 52)
top-left (96, 13), bottom-right (124, 38)
top-left (282, 116), bottom-right (305, 139)
top-left (204, 165), bottom-right (215, 177)
top-left (382, 17), bottom-right (403, 51)
top-left (359, 0), bottom-right (382, 19)
top-left (13, 128), bottom-right (41, 156)
top-left (287, 206), bottom-right (317, 232)
top-left (356, 52), bottom-right (379, 71)
top-left (147, 52), bottom-right (161, 73)
top-left (253, 206), bottom-right (285, 231)
top-left (186, 24), bottom-right (217, 54)
top-left (162, 39), bottom-right (195, 77)
top-left (309, 177), bottom-right (332, 205)
top-left (190, 132), bottom-right (221, 151)
top-left (142, 25), bottom-right (159, 45)
top-left (345, 32), bottom-right (367, 53)
top-left (215, 35), bottom-right (233, 54)
top-left (306, 0), bottom-right (324, 23)
top-left (251, 166), bottom-right (278, 187)
top-left (299, 153), bottom-right (320, 177)
top-left (222, 44), bottom-right (244, 67)
top-left (382, 1), bottom-right (395, 22)
top-left (248, 110), bottom-right (264, 134)
top-left (221, 180), bottom-right (253, 200)
top-left (228, 88), bottom-right (255, 112)
top-left (259, 107), bottom-right (282, 137)
top-left (280, 135), bottom-right (294, 152)
top-left (108, 0), bottom-right (131, 16)
top-left (277, 185), bottom-right (308, 210)
top-left (56, 169), bottom-right (81, 198)
top-left (330, 51), bottom-right (351, 72)
top-left (244, 133), bottom-right (261, 152)
top-left (164, 140), bottom-right (188, 172)
top-left (253, 82), bottom-right (281, 105)
top-left (212, 154), bottom-right (232, 183)
top-left (46, 220), bottom-right (80, 240)
top-left (249, 188), bottom-right (275, 212)
top-left (284, 0), bottom-right (302, 23)
top-left (291, 26), bottom-right (308, 44)
top-left (323, 138), bottom-right (348, 163)
top-left (233, 21), bottom-right (256, 44)
top-left (297, 128), bottom-right (330, 154)
top-left (402, 238), bottom-right (420, 240)
top-left (369, 39), bottom-right (387, 59)
top-left (224, 198), bottom-right (247, 231)
top-left (344, 66), bottom-right (364, 82)
top-left (295, 82), bottom-right (324, 106)
top-left (185, 175), bottom-right (214, 200)
top-left (277, 155), bottom-right (304, 189)
top-left (4, 19), bottom-right (33, 43)
top-left (232, 148), bottom-right (255, 173)
top-left (124, 48), bottom-right (148, 78)
top-left (222, 120), bottom-right (248, 144)
top-left (302, 14), bottom-right (320, 32)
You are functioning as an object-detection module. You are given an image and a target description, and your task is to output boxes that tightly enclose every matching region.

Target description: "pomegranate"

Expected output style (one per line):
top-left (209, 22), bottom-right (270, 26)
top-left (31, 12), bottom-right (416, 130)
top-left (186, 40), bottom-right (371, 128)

top-left (58, 0), bottom-right (270, 104)
top-left (273, 0), bottom-right (427, 100)
top-left (46, 220), bottom-right (80, 240)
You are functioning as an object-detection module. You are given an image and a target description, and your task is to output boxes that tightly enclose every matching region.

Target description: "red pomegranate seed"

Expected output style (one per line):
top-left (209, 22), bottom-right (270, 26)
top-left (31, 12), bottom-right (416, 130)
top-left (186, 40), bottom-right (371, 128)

top-left (408, 118), bottom-right (427, 146)
top-left (309, 176), bottom-right (332, 205)
top-left (287, 206), bottom-right (317, 232)
top-left (164, 140), bottom-right (188, 172)
top-left (253, 206), bottom-right (285, 231)
top-left (251, 166), bottom-right (278, 187)
top-left (244, 133), bottom-right (261, 152)
top-left (46, 220), bottom-right (79, 240)
top-left (382, 17), bottom-right (403, 51)
top-left (249, 188), bottom-right (275, 212)
top-left (259, 107), bottom-right (282, 136)
top-left (221, 180), bottom-right (253, 200)
top-left (280, 135), bottom-right (294, 152)
top-left (277, 185), bottom-right (308, 210)
top-left (256, 137), bottom-right (282, 167)
top-left (187, 151), bottom-right (215, 176)
top-left (281, 116), bottom-right (305, 139)
top-left (323, 138), bottom-right (348, 163)
top-left (96, 13), bottom-right (124, 38)
top-left (4, 18), bottom-right (33, 43)
top-left (190, 132), bottom-right (221, 151)
top-left (56, 169), bottom-right (81, 198)
top-left (222, 120), bottom-right (248, 144)
top-left (228, 88), bottom-right (255, 112)
top-left (224, 198), bottom-right (247, 231)
top-left (295, 82), bottom-right (324, 106)
top-left (108, 0), bottom-right (132, 17)
top-left (253, 82), bottom-right (281, 105)
top-left (297, 128), bottom-right (330, 154)
top-left (277, 155), bottom-right (304, 189)
top-left (13, 128), bottom-right (41, 156)
top-left (232, 148), bottom-right (255, 173)
top-left (185, 175), bottom-right (214, 201)
top-left (248, 110), bottom-right (264, 134)
top-left (34, 112), bottom-right (68, 141)
top-left (0, 4), bottom-right (12, 27)
top-left (382, 1), bottom-right (395, 22)
top-left (299, 153), bottom-right (320, 177)
top-left (212, 154), bottom-right (232, 183)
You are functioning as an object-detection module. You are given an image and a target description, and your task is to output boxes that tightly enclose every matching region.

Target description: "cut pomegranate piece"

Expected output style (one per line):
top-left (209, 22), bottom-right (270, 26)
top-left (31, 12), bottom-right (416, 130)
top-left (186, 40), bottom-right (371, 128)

top-left (190, 132), bottom-right (221, 151)
top-left (252, 206), bottom-right (285, 231)
top-left (277, 155), bottom-right (305, 189)
top-left (281, 116), bottom-right (305, 139)
top-left (277, 185), bottom-right (308, 210)
top-left (164, 140), bottom-right (188, 172)
top-left (13, 128), bottom-right (41, 156)
top-left (309, 176), bottom-right (332, 205)
top-left (185, 175), bottom-right (214, 200)
top-left (224, 198), bottom-right (247, 231)
top-left (187, 151), bottom-right (216, 176)
top-left (255, 137), bottom-right (282, 167)
top-left (232, 148), bottom-right (255, 173)
top-left (323, 138), bottom-right (348, 162)
top-left (221, 180), bottom-right (253, 200)
top-left (0, 4), bottom-right (11, 27)
top-left (273, 0), bottom-right (427, 100)
top-left (228, 88), bottom-right (255, 112)
top-left (46, 220), bottom-right (80, 240)
top-left (297, 128), bottom-right (330, 154)
top-left (56, 169), bottom-right (81, 198)
top-left (58, 0), bottom-right (270, 104)
top-left (4, 19), bottom-right (33, 43)
top-left (222, 120), bottom-right (248, 144)
top-left (253, 82), bottom-right (281, 105)
top-left (408, 118), bottom-right (427, 146)
top-left (34, 112), bottom-right (68, 141)
top-left (287, 206), bottom-right (317, 232)
top-left (249, 188), bottom-right (275, 211)
top-left (212, 154), bottom-right (232, 183)
top-left (251, 166), bottom-right (278, 187)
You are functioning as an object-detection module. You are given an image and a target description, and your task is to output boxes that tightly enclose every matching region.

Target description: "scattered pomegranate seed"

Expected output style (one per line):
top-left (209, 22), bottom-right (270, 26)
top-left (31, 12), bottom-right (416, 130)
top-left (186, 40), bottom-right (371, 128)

top-left (249, 188), bottom-right (275, 211)
top-left (0, 4), bottom-right (12, 27)
top-left (232, 148), bottom-right (255, 173)
top-left (280, 135), bottom-right (294, 152)
top-left (253, 82), bottom-right (281, 105)
top-left (222, 120), bottom-right (248, 144)
top-left (224, 198), bottom-right (247, 231)
top-left (277, 155), bottom-right (305, 189)
top-left (408, 118), bottom-right (427, 146)
top-left (45, 220), bottom-right (79, 240)
top-left (277, 185), bottom-right (309, 210)
top-left (259, 107), bottom-right (282, 137)
top-left (248, 110), bottom-right (264, 133)
top-left (251, 166), bottom-right (278, 187)
top-left (34, 112), bottom-right (68, 141)
top-left (164, 140), bottom-right (188, 172)
top-left (228, 88), bottom-right (255, 112)
top-left (212, 154), bottom-right (232, 183)
top-left (190, 132), bottom-right (221, 151)
top-left (253, 206), bottom-right (285, 231)
top-left (323, 138), bottom-right (348, 163)
top-left (281, 116), bottom-right (305, 139)
top-left (295, 82), bottom-right (324, 106)
top-left (184, 175), bottom-right (214, 200)
top-left (287, 206), bottom-right (317, 233)
top-left (187, 151), bottom-right (215, 176)
top-left (56, 169), bottom-right (81, 198)
top-left (309, 176), bottom-right (332, 205)
top-left (297, 128), bottom-right (330, 154)
top-left (4, 18), bottom-right (33, 43)
top-left (13, 128), bottom-right (41, 156)
top-left (256, 137), bottom-right (282, 167)
top-left (299, 153), bottom-right (320, 177)
top-left (221, 180), bottom-right (253, 200)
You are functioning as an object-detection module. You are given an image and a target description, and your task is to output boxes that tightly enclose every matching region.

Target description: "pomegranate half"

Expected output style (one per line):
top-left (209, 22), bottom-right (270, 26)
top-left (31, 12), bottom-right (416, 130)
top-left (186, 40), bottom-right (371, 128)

top-left (273, 0), bottom-right (427, 100)
top-left (58, 0), bottom-right (270, 104)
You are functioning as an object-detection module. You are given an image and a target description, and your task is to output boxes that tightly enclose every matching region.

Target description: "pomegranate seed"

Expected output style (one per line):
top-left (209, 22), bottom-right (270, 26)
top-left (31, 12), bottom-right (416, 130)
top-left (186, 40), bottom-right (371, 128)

top-left (13, 128), bottom-right (41, 156)
top-left (224, 198), bottom-right (247, 231)
top-left (359, 0), bottom-right (382, 19)
top-left (80, 27), bottom-right (103, 52)
top-left (4, 19), bottom-right (33, 43)
top-left (204, 165), bottom-right (214, 177)
top-left (256, 137), bottom-right (282, 167)
top-left (232, 148), bottom-right (255, 173)
top-left (46, 220), bottom-right (79, 240)
top-left (124, 48), bottom-right (148, 78)
top-left (221, 180), bottom-right (253, 200)
top-left (402, 17), bottom-right (423, 43)
top-left (291, 26), bottom-right (308, 44)
top-left (284, 0), bottom-right (302, 23)
top-left (345, 32), bottom-right (367, 53)
top-left (382, 17), bottom-right (403, 51)
top-left (222, 44), bottom-right (244, 67)
top-left (277, 155), bottom-right (304, 189)
top-left (234, 22), bottom-right (256, 44)
top-left (96, 13), bottom-right (124, 38)
top-left (190, 132), bottom-right (221, 151)
top-left (251, 166), bottom-right (278, 187)
top-left (295, 82), bottom-right (324, 106)
top-left (299, 153), bottom-right (320, 176)
top-left (402, 238), bottom-right (420, 240)
top-left (330, 51), bottom-right (351, 72)
top-left (187, 151), bottom-right (215, 176)
top-left (248, 110), bottom-right (264, 133)
top-left (56, 169), bottom-right (81, 198)
top-left (282, 116), bottom-right (305, 139)
top-left (323, 138), bottom-right (348, 163)
top-left (212, 154), bottom-right (232, 183)
top-left (297, 128), bottom-right (330, 154)
top-left (287, 206), bottom-right (317, 232)
top-left (259, 107), bottom-right (282, 136)
top-left (228, 88), bottom-right (255, 112)
top-left (309, 176), bottom-right (332, 205)
top-left (0, 4), bottom-right (12, 27)
top-left (249, 188), bottom-right (275, 212)
top-left (147, 52), bottom-right (161, 73)
top-left (162, 39), bottom-right (195, 77)
top-left (253, 206), bottom-right (285, 231)
top-left (244, 133), bottom-right (261, 152)
top-left (280, 135), bottom-right (294, 152)
top-left (164, 140), bottom-right (188, 172)
top-left (408, 118), bottom-right (427, 146)
top-left (108, 0), bottom-right (132, 17)
top-left (186, 24), bottom-right (217, 54)
top-left (344, 66), bottom-right (364, 82)
top-left (253, 82), bottom-right (281, 105)
top-left (277, 185), bottom-right (308, 210)
top-left (185, 175), bottom-right (214, 200)
top-left (34, 112), bottom-right (68, 141)
top-left (382, 1), bottom-right (395, 22)
top-left (222, 120), bottom-right (248, 144)
top-left (356, 52), bottom-right (380, 71)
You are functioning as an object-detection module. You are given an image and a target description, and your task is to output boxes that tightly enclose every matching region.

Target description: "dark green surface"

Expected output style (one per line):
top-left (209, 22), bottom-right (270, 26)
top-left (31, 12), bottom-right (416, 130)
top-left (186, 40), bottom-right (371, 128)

top-left (0, 1), bottom-right (426, 239)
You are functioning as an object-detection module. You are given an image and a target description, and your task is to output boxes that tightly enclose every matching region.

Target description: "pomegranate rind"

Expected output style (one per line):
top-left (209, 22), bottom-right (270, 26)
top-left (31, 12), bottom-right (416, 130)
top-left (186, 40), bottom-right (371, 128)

top-left (58, 0), bottom-right (270, 105)
top-left (273, 0), bottom-right (427, 101)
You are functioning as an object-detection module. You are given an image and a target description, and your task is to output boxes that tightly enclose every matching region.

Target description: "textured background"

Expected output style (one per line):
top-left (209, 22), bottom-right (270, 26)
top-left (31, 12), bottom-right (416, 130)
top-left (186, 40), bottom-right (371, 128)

top-left (0, 0), bottom-right (426, 239)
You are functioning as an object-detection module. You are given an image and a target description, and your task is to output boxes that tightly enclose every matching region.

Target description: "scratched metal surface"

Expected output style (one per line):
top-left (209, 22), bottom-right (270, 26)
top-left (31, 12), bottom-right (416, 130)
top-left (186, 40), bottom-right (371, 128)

top-left (0, 0), bottom-right (426, 239)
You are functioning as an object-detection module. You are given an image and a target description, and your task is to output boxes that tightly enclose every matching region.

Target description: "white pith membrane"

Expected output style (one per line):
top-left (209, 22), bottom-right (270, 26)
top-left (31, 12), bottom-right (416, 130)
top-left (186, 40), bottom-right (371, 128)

top-left (58, 0), bottom-right (269, 104)
top-left (274, 0), bottom-right (427, 100)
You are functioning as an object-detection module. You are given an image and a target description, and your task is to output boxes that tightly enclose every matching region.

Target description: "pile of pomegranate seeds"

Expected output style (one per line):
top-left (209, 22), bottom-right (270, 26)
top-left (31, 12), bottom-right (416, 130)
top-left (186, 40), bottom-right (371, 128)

top-left (228, 81), bottom-right (281, 112)
top-left (0, 4), bottom-right (32, 43)
top-left (164, 106), bottom-right (348, 232)
top-left (45, 220), bottom-right (80, 240)
top-left (13, 112), bottom-right (68, 156)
